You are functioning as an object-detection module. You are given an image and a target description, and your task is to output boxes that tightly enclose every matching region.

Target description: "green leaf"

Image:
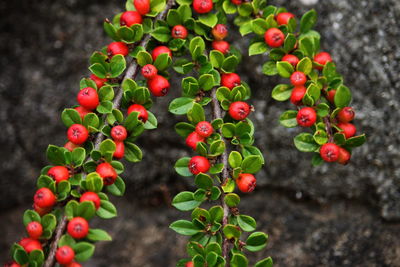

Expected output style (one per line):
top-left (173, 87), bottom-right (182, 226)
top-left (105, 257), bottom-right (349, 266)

top-left (276, 61), bottom-right (294, 78)
top-left (87, 228), bottom-right (112, 242)
top-left (172, 191), bottom-right (202, 211)
top-left (209, 140), bottom-right (226, 156)
top-left (297, 57), bottom-right (312, 75)
top-left (76, 201), bottom-right (96, 220)
top-left (144, 111), bottom-right (158, 130)
top-left (223, 224), bottom-right (241, 239)
top-left (124, 142), bottom-right (143, 162)
top-left (85, 172), bottom-right (103, 192)
top-left (313, 130), bottom-right (328, 145)
top-left (89, 63), bottom-right (108, 79)
top-left (198, 74), bottom-right (215, 91)
top-left (300, 9), bottom-right (317, 33)
top-left (198, 13), bottom-right (218, 28)
top-left (187, 103), bottom-right (205, 124)
top-left (59, 234), bottom-right (76, 247)
top-left (46, 145), bottom-right (67, 165)
top-left (299, 37), bottom-right (315, 58)
top-left (222, 55), bottom-right (239, 73)
top-left (96, 100), bottom-right (113, 114)
top-left (255, 257), bottom-right (273, 267)
top-left (96, 200), bottom-right (117, 219)
top-left (175, 157), bottom-right (192, 177)
top-left (262, 61), bottom-right (278, 76)
top-left (245, 232), bottom-right (268, 252)
top-left (345, 134), bottom-right (366, 148)
top-left (103, 21), bottom-right (119, 41)
top-left (98, 85), bottom-right (115, 101)
top-left (151, 26), bottom-right (171, 43)
top-left (251, 18), bottom-right (268, 35)
top-left (170, 220), bottom-right (201, 236)
top-left (284, 33), bottom-right (297, 53)
top-left (175, 122), bottom-right (195, 138)
top-left (237, 215), bottom-right (256, 232)
top-left (13, 248), bottom-right (29, 265)
top-left (231, 253), bottom-right (248, 267)
top-left (61, 109), bottom-right (82, 127)
top-left (106, 176), bottom-right (126, 196)
top-left (195, 174), bottom-right (213, 190)
top-left (224, 193), bottom-right (240, 207)
top-left (279, 110), bottom-right (298, 128)
top-left (169, 97), bottom-right (195, 115)
top-left (136, 51), bottom-right (153, 66)
top-left (73, 242), bottom-right (95, 262)
top-left (167, 9), bottom-right (181, 26)
top-left (99, 139), bottom-right (116, 156)
top-left (154, 53), bottom-right (172, 72)
top-left (210, 50), bottom-right (225, 69)
top-left (228, 151), bottom-right (243, 168)
top-left (294, 133), bottom-right (319, 152)
top-left (41, 214), bottom-right (57, 232)
top-left (23, 210), bottom-right (41, 227)
top-left (334, 85), bottom-right (352, 108)
top-left (189, 36), bottom-right (205, 60)
top-left (241, 155), bottom-right (262, 173)
top-left (249, 42), bottom-right (268, 56)
top-left (72, 147), bottom-right (86, 166)
top-left (65, 200), bottom-right (78, 220)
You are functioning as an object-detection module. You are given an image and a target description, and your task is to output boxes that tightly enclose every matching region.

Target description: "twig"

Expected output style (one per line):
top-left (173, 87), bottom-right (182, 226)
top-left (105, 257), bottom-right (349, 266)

top-left (210, 87), bottom-right (231, 266)
top-left (323, 116), bottom-right (334, 142)
top-left (43, 1), bottom-right (175, 266)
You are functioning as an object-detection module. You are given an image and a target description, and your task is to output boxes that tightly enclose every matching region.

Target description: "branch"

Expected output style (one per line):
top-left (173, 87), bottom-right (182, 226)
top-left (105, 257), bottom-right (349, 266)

top-left (323, 116), bottom-right (334, 142)
top-left (211, 87), bottom-right (231, 266)
top-left (43, 1), bottom-right (175, 266)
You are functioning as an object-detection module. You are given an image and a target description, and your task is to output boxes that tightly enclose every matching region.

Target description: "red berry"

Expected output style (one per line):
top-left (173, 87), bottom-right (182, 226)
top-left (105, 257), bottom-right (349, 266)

top-left (5, 262), bottom-right (21, 267)
top-left (74, 106), bottom-right (90, 120)
top-left (276, 12), bottom-right (295, 25)
top-left (90, 74), bottom-right (107, 89)
top-left (96, 162), bottom-right (118, 185)
top-left (133, 0), bottom-right (150, 15)
top-left (64, 141), bottom-right (80, 152)
top-left (111, 125), bottom-right (128, 141)
top-left (188, 156), bottom-right (210, 175)
top-left (296, 107), bottom-right (317, 127)
top-left (34, 188), bottom-right (56, 208)
top-left (229, 101), bottom-right (250, 121)
top-left (47, 166), bottom-right (70, 184)
top-left (264, 28), bottom-right (285, 48)
top-left (171, 25), bottom-right (188, 39)
top-left (282, 54), bottom-right (299, 67)
top-left (314, 52), bottom-right (332, 70)
top-left (151, 46), bottom-right (172, 61)
top-left (19, 238), bottom-right (42, 253)
top-left (193, 0), bottom-right (213, 13)
top-left (67, 217), bottom-right (89, 239)
top-left (195, 121), bottom-right (213, 138)
top-left (141, 64), bottom-right (158, 79)
top-left (290, 86), bottom-right (306, 105)
top-left (212, 40), bottom-right (230, 55)
top-left (320, 143), bottom-right (340, 162)
top-left (77, 87), bottom-right (99, 110)
top-left (236, 173), bottom-right (256, 193)
top-left (337, 122), bottom-right (356, 139)
top-left (147, 75), bottom-right (170, 97)
top-left (230, 0), bottom-right (242, 5)
top-left (120, 11), bottom-right (143, 27)
top-left (185, 132), bottom-right (205, 150)
top-left (113, 141), bottom-right (125, 159)
top-left (337, 107), bottom-right (355, 123)
top-left (26, 221), bottom-right (43, 239)
top-left (221, 73), bottom-right (241, 90)
top-left (56, 246), bottom-right (75, 265)
top-left (212, 24), bottom-right (228, 41)
top-left (290, 71), bottom-right (307, 86)
top-left (127, 104), bottom-right (149, 122)
top-left (66, 262), bottom-right (82, 267)
top-left (80, 192), bottom-right (101, 210)
top-left (67, 124), bottom-right (89, 145)
top-left (326, 89), bottom-right (336, 103)
top-left (186, 262), bottom-right (194, 267)
top-left (33, 203), bottom-right (52, 216)
top-left (338, 147), bottom-right (351, 165)
top-left (107, 42), bottom-right (129, 57)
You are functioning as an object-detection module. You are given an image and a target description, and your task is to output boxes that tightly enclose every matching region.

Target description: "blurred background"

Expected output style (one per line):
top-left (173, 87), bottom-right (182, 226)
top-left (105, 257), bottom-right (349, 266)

top-left (0, 0), bottom-right (399, 266)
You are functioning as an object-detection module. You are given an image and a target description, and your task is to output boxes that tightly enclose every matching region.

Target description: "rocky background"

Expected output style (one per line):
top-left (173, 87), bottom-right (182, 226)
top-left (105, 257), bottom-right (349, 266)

top-left (0, 0), bottom-right (399, 266)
